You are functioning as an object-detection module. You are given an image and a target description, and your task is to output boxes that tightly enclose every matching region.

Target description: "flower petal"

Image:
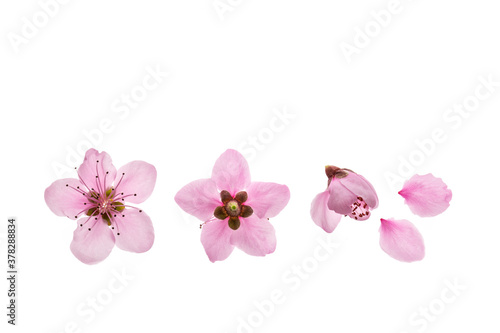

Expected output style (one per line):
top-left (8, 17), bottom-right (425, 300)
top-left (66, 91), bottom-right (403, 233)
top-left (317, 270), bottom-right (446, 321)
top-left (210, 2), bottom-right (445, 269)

top-left (245, 182), bottom-right (290, 219)
top-left (200, 218), bottom-right (235, 262)
top-left (211, 149), bottom-right (251, 195)
top-left (70, 216), bottom-right (115, 265)
top-left (327, 179), bottom-right (357, 215)
top-left (230, 215), bottom-right (276, 257)
top-left (175, 178), bottom-right (221, 221)
top-left (77, 149), bottom-right (117, 193)
top-left (45, 178), bottom-right (89, 220)
top-left (311, 191), bottom-right (343, 233)
top-left (115, 161), bottom-right (157, 204)
top-left (379, 218), bottom-right (425, 263)
top-left (399, 174), bottom-right (452, 217)
top-left (339, 172), bottom-right (379, 209)
top-left (113, 210), bottom-right (155, 253)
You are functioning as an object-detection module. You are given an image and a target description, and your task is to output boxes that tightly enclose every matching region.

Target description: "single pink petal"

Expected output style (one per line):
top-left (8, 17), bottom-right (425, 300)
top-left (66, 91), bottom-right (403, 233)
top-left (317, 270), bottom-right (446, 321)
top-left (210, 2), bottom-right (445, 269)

top-left (70, 216), bottom-right (115, 264)
top-left (113, 210), bottom-right (155, 253)
top-left (44, 178), bottom-right (89, 220)
top-left (175, 178), bottom-right (221, 221)
top-left (211, 149), bottom-right (251, 195)
top-left (310, 191), bottom-right (343, 233)
top-left (399, 174), bottom-right (452, 217)
top-left (230, 215), bottom-right (276, 257)
top-left (115, 161), bottom-right (157, 204)
top-left (245, 182), bottom-right (290, 219)
top-left (379, 218), bottom-right (425, 263)
top-left (339, 172), bottom-right (379, 209)
top-left (77, 149), bottom-right (117, 193)
top-left (327, 179), bottom-right (357, 215)
top-left (200, 218), bottom-right (235, 262)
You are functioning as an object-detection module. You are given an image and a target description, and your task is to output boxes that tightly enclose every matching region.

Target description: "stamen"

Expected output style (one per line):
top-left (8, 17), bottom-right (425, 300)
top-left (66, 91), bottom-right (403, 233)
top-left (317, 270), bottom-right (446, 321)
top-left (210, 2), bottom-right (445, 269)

top-left (66, 184), bottom-right (87, 195)
top-left (113, 173), bottom-right (126, 193)
top-left (76, 171), bottom-right (92, 192)
top-left (94, 160), bottom-right (104, 195)
top-left (200, 217), bottom-right (217, 229)
top-left (78, 210), bottom-right (99, 228)
top-left (350, 197), bottom-right (371, 221)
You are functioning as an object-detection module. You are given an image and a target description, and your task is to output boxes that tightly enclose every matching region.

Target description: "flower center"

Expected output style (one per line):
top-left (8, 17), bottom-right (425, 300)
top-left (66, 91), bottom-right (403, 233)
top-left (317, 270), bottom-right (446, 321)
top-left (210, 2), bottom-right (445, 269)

top-left (85, 189), bottom-right (126, 225)
top-left (351, 196), bottom-right (370, 221)
top-left (65, 161), bottom-right (143, 236)
top-left (213, 190), bottom-right (253, 230)
top-left (225, 200), bottom-right (241, 217)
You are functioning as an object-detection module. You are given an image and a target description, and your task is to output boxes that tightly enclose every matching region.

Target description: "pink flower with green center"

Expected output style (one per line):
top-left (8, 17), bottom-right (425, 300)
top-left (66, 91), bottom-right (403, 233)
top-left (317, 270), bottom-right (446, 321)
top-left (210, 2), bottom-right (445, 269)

top-left (175, 149), bottom-right (290, 262)
top-left (44, 149), bottom-right (156, 264)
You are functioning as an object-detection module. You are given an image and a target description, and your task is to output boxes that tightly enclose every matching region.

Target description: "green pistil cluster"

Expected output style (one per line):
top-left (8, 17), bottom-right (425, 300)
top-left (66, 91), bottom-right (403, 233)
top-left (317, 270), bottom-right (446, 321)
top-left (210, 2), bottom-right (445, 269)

top-left (213, 190), bottom-right (253, 230)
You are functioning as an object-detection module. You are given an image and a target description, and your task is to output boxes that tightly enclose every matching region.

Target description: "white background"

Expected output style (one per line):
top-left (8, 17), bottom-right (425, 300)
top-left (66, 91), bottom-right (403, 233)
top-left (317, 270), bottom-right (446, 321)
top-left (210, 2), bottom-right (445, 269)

top-left (1, 1), bottom-right (499, 332)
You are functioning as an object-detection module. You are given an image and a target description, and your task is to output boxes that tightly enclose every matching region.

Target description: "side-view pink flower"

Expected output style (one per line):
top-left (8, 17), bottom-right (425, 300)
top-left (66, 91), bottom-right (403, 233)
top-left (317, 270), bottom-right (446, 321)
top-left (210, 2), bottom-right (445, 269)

top-left (44, 149), bottom-right (156, 264)
top-left (398, 173), bottom-right (452, 217)
top-left (175, 149), bottom-right (290, 262)
top-left (311, 165), bottom-right (378, 233)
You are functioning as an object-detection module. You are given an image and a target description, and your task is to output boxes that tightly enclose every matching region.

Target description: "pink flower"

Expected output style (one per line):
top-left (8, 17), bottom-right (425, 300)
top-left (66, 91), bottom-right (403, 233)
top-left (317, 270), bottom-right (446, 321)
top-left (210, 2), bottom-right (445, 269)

top-left (311, 166), bottom-right (378, 233)
top-left (379, 218), bottom-right (425, 262)
top-left (175, 149), bottom-right (290, 262)
top-left (326, 166), bottom-right (379, 220)
top-left (399, 174), bottom-right (452, 217)
top-left (44, 149), bottom-right (156, 264)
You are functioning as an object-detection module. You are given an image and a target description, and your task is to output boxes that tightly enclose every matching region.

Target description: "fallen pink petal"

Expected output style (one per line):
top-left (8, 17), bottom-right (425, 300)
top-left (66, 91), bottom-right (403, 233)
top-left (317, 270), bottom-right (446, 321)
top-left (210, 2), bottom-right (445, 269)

top-left (379, 218), bottom-right (425, 263)
top-left (399, 174), bottom-right (452, 217)
top-left (45, 148), bottom-right (157, 264)
top-left (175, 149), bottom-right (290, 262)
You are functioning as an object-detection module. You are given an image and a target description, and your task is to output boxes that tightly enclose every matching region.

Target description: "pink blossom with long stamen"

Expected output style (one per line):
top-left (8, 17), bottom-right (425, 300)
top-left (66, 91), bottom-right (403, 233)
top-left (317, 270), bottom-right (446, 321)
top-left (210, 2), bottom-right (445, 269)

top-left (44, 149), bottom-right (156, 264)
top-left (175, 149), bottom-right (290, 262)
